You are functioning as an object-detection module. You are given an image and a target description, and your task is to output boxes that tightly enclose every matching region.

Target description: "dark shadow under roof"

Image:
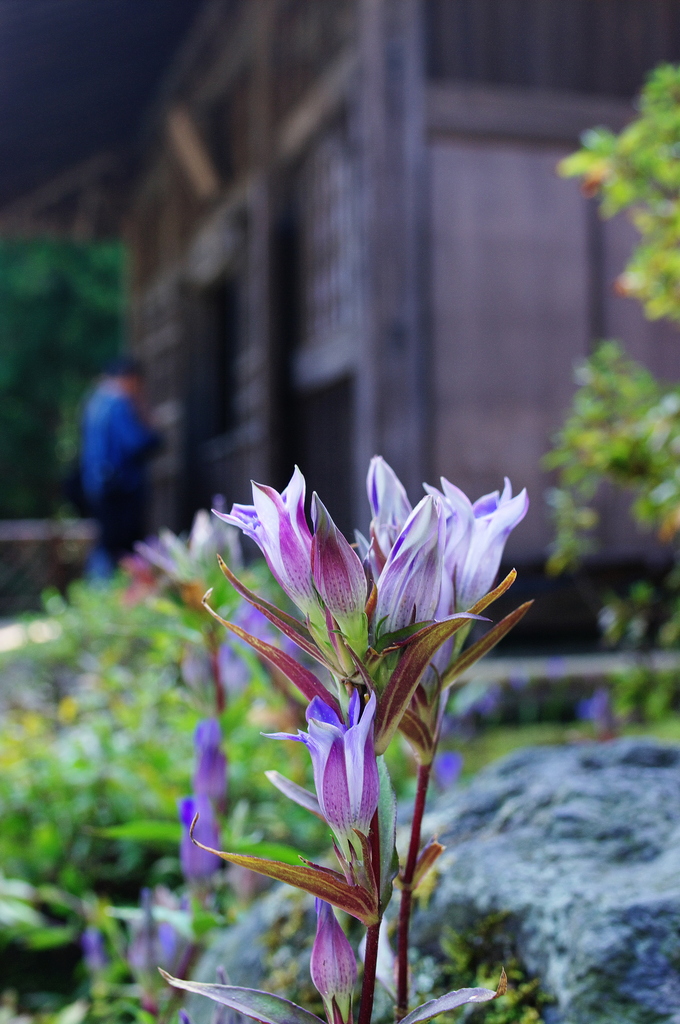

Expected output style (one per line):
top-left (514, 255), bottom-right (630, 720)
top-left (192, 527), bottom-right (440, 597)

top-left (0, 0), bottom-right (205, 208)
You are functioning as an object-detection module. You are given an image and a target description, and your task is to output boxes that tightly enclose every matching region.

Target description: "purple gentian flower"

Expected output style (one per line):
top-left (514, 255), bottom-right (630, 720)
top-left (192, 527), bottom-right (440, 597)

top-left (193, 719), bottom-right (227, 806)
top-left (374, 495), bottom-right (446, 635)
top-left (310, 899), bottom-right (357, 1024)
top-left (178, 795), bottom-right (222, 882)
top-left (311, 494), bottom-right (368, 649)
top-left (81, 926), bottom-right (108, 972)
top-left (214, 468), bottom-right (319, 619)
top-left (268, 691), bottom-right (379, 859)
top-left (428, 477), bottom-right (528, 611)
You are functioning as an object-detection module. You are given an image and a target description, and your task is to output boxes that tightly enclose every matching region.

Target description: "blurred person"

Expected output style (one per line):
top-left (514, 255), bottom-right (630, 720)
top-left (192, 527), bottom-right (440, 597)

top-left (81, 356), bottom-right (161, 577)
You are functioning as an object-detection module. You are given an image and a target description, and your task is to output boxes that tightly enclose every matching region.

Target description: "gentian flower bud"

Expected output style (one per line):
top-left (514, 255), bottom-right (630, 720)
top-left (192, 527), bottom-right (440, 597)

top-left (429, 477), bottom-right (528, 611)
top-left (367, 456), bottom-right (412, 566)
top-left (374, 495), bottom-right (446, 635)
top-left (268, 691), bottom-right (379, 859)
top-left (214, 468), bottom-right (320, 619)
top-left (311, 495), bottom-right (368, 650)
top-left (193, 719), bottom-right (227, 806)
top-left (178, 795), bottom-right (222, 882)
top-left (310, 899), bottom-right (357, 1024)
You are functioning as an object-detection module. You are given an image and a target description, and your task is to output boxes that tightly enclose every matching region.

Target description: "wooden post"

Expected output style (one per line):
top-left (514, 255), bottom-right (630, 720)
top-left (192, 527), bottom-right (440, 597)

top-left (355, 0), bottom-right (429, 520)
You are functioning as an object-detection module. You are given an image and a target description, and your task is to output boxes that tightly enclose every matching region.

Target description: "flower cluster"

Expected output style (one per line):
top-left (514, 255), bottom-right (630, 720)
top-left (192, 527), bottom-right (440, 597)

top-left (163, 458), bottom-right (525, 1024)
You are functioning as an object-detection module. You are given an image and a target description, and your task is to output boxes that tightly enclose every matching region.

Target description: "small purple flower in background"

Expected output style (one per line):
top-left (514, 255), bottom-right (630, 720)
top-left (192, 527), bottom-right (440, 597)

top-left (577, 687), bottom-right (616, 738)
top-left (374, 495), bottom-right (446, 635)
top-left (193, 719), bottom-right (227, 807)
top-left (217, 642), bottom-right (251, 696)
top-left (310, 899), bottom-right (358, 1024)
top-left (433, 750), bottom-right (463, 789)
top-left (215, 468), bottom-right (320, 620)
top-left (179, 1012), bottom-right (193, 1024)
top-left (128, 888), bottom-right (189, 994)
top-left (268, 692), bottom-right (380, 859)
top-left (81, 926), bottom-right (108, 972)
top-left (178, 795), bottom-right (222, 882)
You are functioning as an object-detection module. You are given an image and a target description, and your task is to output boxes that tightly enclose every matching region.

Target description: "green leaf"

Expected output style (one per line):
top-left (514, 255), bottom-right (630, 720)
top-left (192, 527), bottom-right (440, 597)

top-left (94, 820), bottom-right (181, 845)
top-left (24, 925), bottom-right (76, 950)
top-left (377, 756), bottom-right (398, 911)
top-left (442, 602), bottom-right (533, 689)
top-left (159, 972), bottom-right (325, 1024)
top-left (399, 971), bottom-right (507, 1024)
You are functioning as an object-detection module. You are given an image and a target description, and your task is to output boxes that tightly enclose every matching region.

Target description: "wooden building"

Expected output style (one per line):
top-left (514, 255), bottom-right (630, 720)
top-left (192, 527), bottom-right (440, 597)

top-left (5, 0), bottom-right (680, 636)
top-left (127, 0), bottom-right (680, 593)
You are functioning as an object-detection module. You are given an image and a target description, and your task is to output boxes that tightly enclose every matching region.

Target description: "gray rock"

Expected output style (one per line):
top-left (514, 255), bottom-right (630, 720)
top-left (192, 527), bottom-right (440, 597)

top-left (413, 738), bottom-right (680, 1024)
top-left (186, 739), bottom-right (680, 1024)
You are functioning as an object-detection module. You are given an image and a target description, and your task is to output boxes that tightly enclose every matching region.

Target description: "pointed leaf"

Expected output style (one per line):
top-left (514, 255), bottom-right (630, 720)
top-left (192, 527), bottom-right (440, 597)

top-left (216, 557), bottom-right (326, 666)
top-left (468, 569), bottom-right (517, 615)
top-left (376, 613), bottom-right (485, 655)
top-left (159, 972), bottom-right (325, 1024)
top-left (398, 709), bottom-right (435, 761)
top-left (399, 971), bottom-right (507, 1024)
top-left (412, 840), bottom-right (445, 889)
top-left (377, 756), bottom-right (398, 910)
top-left (442, 602), bottom-right (533, 689)
top-left (374, 616), bottom-right (479, 754)
top-left (203, 593), bottom-right (342, 717)
top-left (264, 771), bottom-right (323, 819)
top-left (189, 821), bottom-right (378, 923)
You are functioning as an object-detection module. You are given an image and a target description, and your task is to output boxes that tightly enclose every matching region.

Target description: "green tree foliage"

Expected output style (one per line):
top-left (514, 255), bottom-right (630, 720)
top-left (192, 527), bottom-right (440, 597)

top-left (547, 65), bottom-right (680, 656)
top-left (559, 63), bottom-right (680, 323)
top-left (544, 342), bottom-right (680, 574)
top-left (0, 240), bottom-right (124, 518)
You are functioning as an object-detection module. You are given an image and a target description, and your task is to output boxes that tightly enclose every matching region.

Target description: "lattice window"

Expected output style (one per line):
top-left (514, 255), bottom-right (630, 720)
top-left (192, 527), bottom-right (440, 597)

top-left (301, 132), bottom-right (361, 351)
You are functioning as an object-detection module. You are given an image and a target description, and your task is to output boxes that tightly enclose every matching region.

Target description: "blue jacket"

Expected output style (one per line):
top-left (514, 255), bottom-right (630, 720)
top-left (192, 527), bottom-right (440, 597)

top-left (80, 383), bottom-right (160, 503)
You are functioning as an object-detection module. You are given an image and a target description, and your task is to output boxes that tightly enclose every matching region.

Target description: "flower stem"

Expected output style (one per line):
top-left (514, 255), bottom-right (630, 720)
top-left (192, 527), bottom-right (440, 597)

top-left (396, 762), bottom-right (432, 1020)
top-left (358, 809), bottom-right (382, 1024)
top-left (358, 922), bottom-right (380, 1024)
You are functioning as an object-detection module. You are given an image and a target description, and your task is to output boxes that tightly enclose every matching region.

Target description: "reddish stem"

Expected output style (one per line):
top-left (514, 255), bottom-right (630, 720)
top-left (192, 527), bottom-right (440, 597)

top-left (358, 809), bottom-right (381, 1024)
top-left (359, 922), bottom-right (380, 1024)
top-left (396, 762), bottom-right (432, 1020)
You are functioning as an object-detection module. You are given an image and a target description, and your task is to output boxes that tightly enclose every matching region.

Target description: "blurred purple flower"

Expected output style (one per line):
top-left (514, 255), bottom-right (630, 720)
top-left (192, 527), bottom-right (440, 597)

top-left (268, 692), bottom-right (379, 859)
top-left (128, 888), bottom-right (186, 979)
top-left (193, 719), bottom-right (227, 806)
top-left (577, 687), bottom-right (615, 736)
top-left (310, 899), bottom-right (357, 1024)
top-left (81, 926), bottom-right (108, 972)
top-left (433, 750), bottom-right (463, 789)
top-left (217, 642), bottom-right (251, 696)
top-left (178, 795), bottom-right (222, 882)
